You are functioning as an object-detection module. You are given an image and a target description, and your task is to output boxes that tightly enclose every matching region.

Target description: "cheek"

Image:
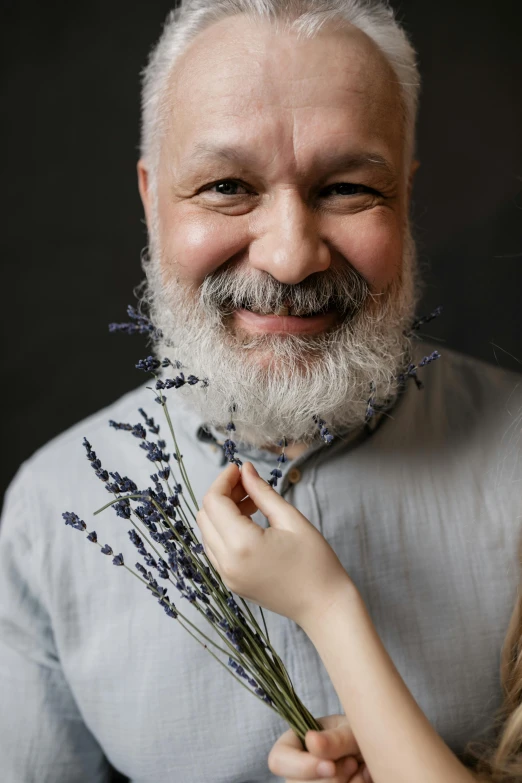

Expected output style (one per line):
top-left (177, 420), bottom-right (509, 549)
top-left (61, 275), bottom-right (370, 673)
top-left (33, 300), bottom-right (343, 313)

top-left (158, 202), bottom-right (247, 285)
top-left (335, 209), bottom-right (404, 290)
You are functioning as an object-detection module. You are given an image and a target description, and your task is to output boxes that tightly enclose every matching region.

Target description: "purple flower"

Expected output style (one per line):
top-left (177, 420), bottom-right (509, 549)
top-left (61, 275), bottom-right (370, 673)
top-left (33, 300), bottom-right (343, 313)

top-left (87, 531), bottom-right (97, 543)
top-left (312, 416), bottom-right (334, 444)
top-left (112, 553), bottom-right (124, 567)
top-left (101, 544), bottom-right (113, 556)
top-left (135, 356), bottom-right (161, 373)
top-left (419, 350), bottom-right (441, 367)
top-left (138, 409), bottom-right (160, 435)
top-left (128, 530), bottom-right (143, 548)
top-left (410, 305), bottom-right (443, 332)
top-left (62, 511), bottom-right (86, 531)
top-left (108, 306), bottom-right (160, 338)
top-left (223, 438), bottom-right (242, 467)
top-left (108, 420), bottom-right (133, 432)
top-left (268, 468), bottom-right (282, 488)
top-left (109, 473), bottom-right (137, 493)
top-left (113, 499), bottom-right (131, 520)
top-left (164, 373), bottom-right (186, 389)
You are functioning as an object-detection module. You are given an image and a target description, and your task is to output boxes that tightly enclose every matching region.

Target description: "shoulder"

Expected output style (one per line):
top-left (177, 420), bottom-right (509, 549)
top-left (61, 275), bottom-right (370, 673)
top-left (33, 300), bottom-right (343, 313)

top-left (393, 342), bottom-right (522, 466)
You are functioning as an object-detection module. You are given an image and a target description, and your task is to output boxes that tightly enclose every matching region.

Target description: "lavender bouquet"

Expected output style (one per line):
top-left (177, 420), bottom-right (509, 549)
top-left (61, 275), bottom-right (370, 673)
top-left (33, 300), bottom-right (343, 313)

top-left (62, 304), bottom-right (441, 745)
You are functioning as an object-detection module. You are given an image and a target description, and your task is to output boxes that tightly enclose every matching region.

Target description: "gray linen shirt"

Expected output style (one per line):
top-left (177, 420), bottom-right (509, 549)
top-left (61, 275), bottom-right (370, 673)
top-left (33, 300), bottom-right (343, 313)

top-left (1, 343), bottom-right (521, 783)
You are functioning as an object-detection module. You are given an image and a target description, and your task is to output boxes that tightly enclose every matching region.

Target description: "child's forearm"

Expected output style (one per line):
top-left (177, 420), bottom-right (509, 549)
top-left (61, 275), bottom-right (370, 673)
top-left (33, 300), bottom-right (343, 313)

top-left (300, 582), bottom-right (477, 783)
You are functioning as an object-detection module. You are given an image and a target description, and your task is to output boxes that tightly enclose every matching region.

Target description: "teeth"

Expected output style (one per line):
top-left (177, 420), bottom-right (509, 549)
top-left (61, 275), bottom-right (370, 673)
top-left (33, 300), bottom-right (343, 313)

top-left (245, 304), bottom-right (327, 317)
top-left (247, 305), bottom-right (291, 316)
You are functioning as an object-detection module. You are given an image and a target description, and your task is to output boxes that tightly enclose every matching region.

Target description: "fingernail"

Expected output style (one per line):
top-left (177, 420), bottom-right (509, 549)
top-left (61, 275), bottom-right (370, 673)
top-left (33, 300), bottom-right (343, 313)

top-left (362, 765), bottom-right (371, 782)
top-left (316, 760), bottom-right (335, 777)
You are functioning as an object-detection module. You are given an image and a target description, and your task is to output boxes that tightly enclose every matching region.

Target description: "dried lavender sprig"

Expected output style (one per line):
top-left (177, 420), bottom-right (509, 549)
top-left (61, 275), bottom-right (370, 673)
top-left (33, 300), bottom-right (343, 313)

top-left (397, 350), bottom-right (442, 390)
top-left (99, 484), bottom-right (311, 723)
top-left (156, 373), bottom-right (209, 390)
top-left (96, 492), bottom-right (254, 656)
top-left (108, 306), bottom-right (162, 340)
top-left (266, 438), bottom-right (288, 489)
top-left (67, 516), bottom-right (258, 671)
top-left (312, 415), bottom-right (334, 444)
top-left (91, 492), bottom-right (316, 734)
top-left (94, 486), bottom-right (315, 731)
top-left (139, 495), bottom-right (318, 731)
top-left (410, 305), bottom-right (443, 333)
top-left (110, 413), bottom-right (198, 534)
top-left (92, 493), bottom-right (246, 656)
top-left (146, 393), bottom-right (283, 681)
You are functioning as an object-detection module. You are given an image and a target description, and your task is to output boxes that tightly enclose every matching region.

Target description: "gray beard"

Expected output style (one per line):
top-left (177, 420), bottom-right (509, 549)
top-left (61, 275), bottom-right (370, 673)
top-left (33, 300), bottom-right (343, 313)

top-left (138, 231), bottom-right (420, 449)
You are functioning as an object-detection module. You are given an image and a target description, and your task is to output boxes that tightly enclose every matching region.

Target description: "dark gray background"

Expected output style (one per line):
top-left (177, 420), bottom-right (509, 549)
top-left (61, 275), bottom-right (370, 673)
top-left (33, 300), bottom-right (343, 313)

top-left (1, 0), bottom-right (521, 501)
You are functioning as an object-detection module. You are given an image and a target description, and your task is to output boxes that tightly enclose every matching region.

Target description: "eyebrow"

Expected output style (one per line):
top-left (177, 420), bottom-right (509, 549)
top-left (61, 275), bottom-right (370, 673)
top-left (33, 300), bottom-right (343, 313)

top-left (185, 142), bottom-right (397, 180)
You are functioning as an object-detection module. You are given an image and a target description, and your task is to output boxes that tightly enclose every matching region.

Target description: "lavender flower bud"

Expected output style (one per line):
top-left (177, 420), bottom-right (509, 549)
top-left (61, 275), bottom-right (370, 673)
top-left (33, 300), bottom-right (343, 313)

top-left (62, 512), bottom-right (86, 531)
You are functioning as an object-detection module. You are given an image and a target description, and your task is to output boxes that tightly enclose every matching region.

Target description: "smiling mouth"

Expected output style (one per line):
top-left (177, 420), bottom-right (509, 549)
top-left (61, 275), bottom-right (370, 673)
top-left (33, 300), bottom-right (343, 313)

top-left (230, 301), bottom-right (344, 335)
top-left (233, 300), bottom-right (336, 318)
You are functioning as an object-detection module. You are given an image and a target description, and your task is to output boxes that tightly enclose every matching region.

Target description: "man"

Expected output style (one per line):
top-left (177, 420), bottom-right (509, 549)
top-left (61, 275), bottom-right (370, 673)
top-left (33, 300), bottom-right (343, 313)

top-left (1, 1), bottom-right (520, 782)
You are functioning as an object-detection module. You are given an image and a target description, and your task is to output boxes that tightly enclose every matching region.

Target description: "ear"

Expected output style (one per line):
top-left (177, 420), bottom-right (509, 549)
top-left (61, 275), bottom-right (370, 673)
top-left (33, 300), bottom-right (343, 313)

top-left (137, 159), bottom-right (153, 232)
top-left (407, 159), bottom-right (420, 205)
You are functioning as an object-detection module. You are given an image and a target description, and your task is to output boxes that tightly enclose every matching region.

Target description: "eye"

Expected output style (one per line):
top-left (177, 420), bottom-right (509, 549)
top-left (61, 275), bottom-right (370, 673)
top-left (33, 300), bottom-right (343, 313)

top-left (324, 183), bottom-right (381, 197)
top-left (204, 179), bottom-right (249, 196)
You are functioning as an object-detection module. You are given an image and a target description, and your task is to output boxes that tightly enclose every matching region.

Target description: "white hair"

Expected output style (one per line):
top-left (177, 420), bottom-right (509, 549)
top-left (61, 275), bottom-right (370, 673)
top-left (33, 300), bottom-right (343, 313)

top-left (140, 0), bottom-right (420, 182)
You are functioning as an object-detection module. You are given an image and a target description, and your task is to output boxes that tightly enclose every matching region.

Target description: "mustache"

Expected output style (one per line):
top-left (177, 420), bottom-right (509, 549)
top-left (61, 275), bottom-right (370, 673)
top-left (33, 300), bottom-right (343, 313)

top-left (198, 263), bottom-right (370, 319)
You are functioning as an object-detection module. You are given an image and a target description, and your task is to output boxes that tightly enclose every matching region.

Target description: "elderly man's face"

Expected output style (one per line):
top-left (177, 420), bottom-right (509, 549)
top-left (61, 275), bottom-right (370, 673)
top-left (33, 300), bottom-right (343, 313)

top-left (137, 15), bottom-right (418, 446)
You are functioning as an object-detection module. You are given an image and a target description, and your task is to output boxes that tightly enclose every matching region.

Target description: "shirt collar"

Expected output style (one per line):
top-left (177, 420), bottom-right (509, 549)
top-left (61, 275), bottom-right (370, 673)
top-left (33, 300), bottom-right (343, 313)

top-left (190, 404), bottom-right (389, 469)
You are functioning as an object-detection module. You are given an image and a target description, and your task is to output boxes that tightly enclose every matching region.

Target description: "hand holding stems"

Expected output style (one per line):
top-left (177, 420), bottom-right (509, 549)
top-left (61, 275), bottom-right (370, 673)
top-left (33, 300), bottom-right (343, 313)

top-left (270, 715), bottom-right (373, 783)
top-left (196, 461), bottom-right (351, 626)
top-left (198, 462), bottom-right (478, 783)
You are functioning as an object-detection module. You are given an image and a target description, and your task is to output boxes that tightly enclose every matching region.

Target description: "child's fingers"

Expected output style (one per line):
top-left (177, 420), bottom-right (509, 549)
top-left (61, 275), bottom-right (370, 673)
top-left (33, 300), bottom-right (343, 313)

top-left (268, 729), bottom-right (359, 782)
top-left (208, 462), bottom-right (243, 499)
top-left (240, 462), bottom-right (302, 529)
top-left (347, 769), bottom-right (371, 783)
top-left (305, 725), bottom-right (359, 760)
top-left (348, 764), bottom-right (372, 783)
top-left (230, 481), bottom-right (249, 505)
top-left (229, 477), bottom-right (259, 518)
top-left (237, 497), bottom-right (258, 517)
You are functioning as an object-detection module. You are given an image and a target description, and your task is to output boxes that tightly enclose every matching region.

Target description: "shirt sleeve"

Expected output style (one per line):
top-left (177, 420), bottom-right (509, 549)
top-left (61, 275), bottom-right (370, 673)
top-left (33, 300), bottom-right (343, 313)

top-left (0, 463), bottom-right (111, 783)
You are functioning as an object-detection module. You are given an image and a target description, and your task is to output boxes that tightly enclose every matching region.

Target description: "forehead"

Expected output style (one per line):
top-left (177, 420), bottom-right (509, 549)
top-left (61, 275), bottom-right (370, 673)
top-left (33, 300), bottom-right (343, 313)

top-left (163, 15), bottom-right (403, 174)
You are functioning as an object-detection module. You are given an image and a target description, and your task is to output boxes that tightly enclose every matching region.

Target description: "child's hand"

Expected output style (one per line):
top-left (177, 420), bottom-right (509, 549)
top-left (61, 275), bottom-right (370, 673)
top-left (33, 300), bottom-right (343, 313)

top-left (196, 461), bottom-right (352, 627)
top-left (268, 714), bottom-right (373, 782)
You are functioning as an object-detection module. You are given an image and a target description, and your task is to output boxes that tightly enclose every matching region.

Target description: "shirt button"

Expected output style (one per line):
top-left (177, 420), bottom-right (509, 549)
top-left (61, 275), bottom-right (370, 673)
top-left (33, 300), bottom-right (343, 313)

top-left (287, 467), bottom-right (302, 484)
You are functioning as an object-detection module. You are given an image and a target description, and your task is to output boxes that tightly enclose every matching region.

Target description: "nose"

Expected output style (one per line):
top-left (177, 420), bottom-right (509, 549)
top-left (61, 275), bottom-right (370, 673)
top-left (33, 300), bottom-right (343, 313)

top-left (248, 189), bottom-right (331, 284)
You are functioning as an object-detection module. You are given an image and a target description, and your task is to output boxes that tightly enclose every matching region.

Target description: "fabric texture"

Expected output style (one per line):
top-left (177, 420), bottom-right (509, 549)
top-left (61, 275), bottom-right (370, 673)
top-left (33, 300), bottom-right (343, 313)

top-left (1, 343), bottom-right (521, 782)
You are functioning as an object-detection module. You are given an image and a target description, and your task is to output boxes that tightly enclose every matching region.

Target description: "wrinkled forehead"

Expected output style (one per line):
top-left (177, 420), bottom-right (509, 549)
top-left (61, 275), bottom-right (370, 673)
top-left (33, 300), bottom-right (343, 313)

top-left (161, 15), bottom-right (405, 177)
